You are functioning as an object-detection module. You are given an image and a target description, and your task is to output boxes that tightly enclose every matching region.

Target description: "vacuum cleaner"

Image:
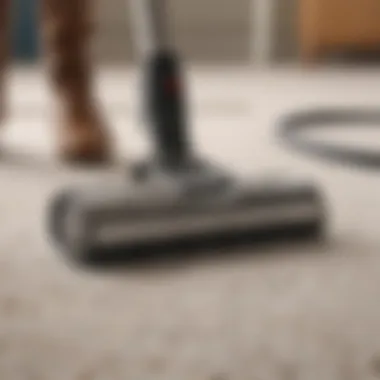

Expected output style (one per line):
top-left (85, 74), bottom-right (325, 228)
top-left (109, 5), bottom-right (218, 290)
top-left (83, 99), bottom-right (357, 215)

top-left (46, 0), bottom-right (326, 265)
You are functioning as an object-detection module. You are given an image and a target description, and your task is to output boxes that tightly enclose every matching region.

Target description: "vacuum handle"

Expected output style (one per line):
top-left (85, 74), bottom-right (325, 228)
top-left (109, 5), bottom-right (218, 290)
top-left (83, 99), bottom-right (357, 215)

top-left (144, 50), bottom-right (192, 168)
top-left (130, 0), bottom-right (193, 169)
top-left (130, 0), bottom-right (170, 57)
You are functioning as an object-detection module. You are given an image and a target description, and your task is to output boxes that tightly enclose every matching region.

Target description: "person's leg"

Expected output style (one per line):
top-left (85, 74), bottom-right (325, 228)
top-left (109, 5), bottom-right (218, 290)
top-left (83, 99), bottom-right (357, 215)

top-left (0, 0), bottom-right (10, 122)
top-left (41, 0), bottom-right (112, 163)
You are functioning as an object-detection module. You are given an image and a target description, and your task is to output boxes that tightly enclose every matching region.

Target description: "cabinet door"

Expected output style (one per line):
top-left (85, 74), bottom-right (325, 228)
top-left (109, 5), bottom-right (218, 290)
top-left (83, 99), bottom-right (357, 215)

top-left (314, 0), bottom-right (380, 45)
top-left (299, 0), bottom-right (324, 59)
top-left (359, 0), bottom-right (380, 42)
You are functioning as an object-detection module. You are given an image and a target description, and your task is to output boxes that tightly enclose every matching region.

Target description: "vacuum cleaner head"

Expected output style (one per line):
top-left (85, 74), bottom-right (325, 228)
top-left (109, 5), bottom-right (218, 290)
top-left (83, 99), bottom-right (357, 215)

top-left (47, 162), bottom-right (326, 266)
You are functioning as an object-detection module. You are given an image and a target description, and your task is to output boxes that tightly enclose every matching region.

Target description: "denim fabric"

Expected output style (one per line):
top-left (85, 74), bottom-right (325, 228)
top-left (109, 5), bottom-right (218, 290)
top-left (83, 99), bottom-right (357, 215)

top-left (12, 0), bottom-right (39, 61)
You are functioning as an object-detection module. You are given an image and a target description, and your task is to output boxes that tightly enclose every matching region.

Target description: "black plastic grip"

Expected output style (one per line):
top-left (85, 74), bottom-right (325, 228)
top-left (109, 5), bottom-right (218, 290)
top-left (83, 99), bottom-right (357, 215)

top-left (143, 50), bottom-right (192, 169)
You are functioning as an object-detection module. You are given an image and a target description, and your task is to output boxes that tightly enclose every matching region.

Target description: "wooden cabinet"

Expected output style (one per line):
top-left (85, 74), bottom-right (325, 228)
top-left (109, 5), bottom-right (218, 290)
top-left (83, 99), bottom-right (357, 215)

top-left (299, 0), bottom-right (380, 61)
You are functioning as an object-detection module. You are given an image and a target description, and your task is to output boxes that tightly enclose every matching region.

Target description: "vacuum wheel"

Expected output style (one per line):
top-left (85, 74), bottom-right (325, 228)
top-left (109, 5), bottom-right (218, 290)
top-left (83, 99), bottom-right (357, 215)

top-left (47, 189), bottom-right (92, 264)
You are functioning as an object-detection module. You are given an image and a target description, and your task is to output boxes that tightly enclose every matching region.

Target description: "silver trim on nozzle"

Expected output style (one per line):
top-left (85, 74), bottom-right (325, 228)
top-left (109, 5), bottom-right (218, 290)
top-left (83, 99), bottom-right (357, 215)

top-left (94, 201), bottom-right (321, 245)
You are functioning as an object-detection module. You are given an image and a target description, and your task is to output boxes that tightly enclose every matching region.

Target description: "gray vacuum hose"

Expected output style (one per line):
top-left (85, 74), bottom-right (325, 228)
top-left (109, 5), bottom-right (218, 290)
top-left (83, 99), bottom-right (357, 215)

top-left (277, 108), bottom-right (380, 170)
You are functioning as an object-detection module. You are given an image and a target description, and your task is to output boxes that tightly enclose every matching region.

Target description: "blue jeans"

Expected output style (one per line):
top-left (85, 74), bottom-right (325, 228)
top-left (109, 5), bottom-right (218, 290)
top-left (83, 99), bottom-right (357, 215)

top-left (12, 0), bottom-right (39, 61)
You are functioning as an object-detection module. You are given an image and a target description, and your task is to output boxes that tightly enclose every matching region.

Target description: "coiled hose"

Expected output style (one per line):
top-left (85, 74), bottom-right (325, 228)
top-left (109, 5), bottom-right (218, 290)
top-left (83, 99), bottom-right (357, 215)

top-left (278, 107), bottom-right (380, 170)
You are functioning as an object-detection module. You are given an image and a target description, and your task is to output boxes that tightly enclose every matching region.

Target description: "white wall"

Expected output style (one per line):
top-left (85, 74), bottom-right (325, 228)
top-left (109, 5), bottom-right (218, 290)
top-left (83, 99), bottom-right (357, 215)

top-left (94, 0), bottom-right (252, 63)
top-left (272, 0), bottom-right (297, 60)
top-left (94, 0), bottom-right (134, 62)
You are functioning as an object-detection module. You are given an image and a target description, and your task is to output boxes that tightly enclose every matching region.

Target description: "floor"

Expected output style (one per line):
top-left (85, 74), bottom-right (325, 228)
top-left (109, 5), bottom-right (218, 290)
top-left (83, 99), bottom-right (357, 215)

top-left (1, 66), bottom-right (380, 379)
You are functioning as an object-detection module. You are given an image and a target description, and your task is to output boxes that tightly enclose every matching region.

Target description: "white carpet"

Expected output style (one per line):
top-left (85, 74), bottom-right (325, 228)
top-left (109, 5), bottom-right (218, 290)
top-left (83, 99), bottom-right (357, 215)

top-left (1, 67), bottom-right (380, 379)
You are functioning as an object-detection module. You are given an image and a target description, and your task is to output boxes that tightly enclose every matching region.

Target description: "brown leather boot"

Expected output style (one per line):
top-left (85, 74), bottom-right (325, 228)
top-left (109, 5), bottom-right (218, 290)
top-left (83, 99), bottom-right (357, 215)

top-left (0, 0), bottom-right (10, 123)
top-left (42, 0), bottom-right (112, 164)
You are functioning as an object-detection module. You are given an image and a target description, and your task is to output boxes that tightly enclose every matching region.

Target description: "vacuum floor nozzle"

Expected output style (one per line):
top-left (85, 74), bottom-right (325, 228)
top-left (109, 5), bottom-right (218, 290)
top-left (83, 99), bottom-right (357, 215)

top-left (46, 0), bottom-right (327, 268)
top-left (48, 173), bottom-right (326, 266)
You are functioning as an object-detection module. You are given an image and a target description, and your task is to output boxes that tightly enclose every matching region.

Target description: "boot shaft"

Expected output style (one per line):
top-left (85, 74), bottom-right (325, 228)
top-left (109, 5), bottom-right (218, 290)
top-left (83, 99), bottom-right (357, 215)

top-left (0, 0), bottom-right (97, 122)
top-left (41, 0), bottom-right (95, 119)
